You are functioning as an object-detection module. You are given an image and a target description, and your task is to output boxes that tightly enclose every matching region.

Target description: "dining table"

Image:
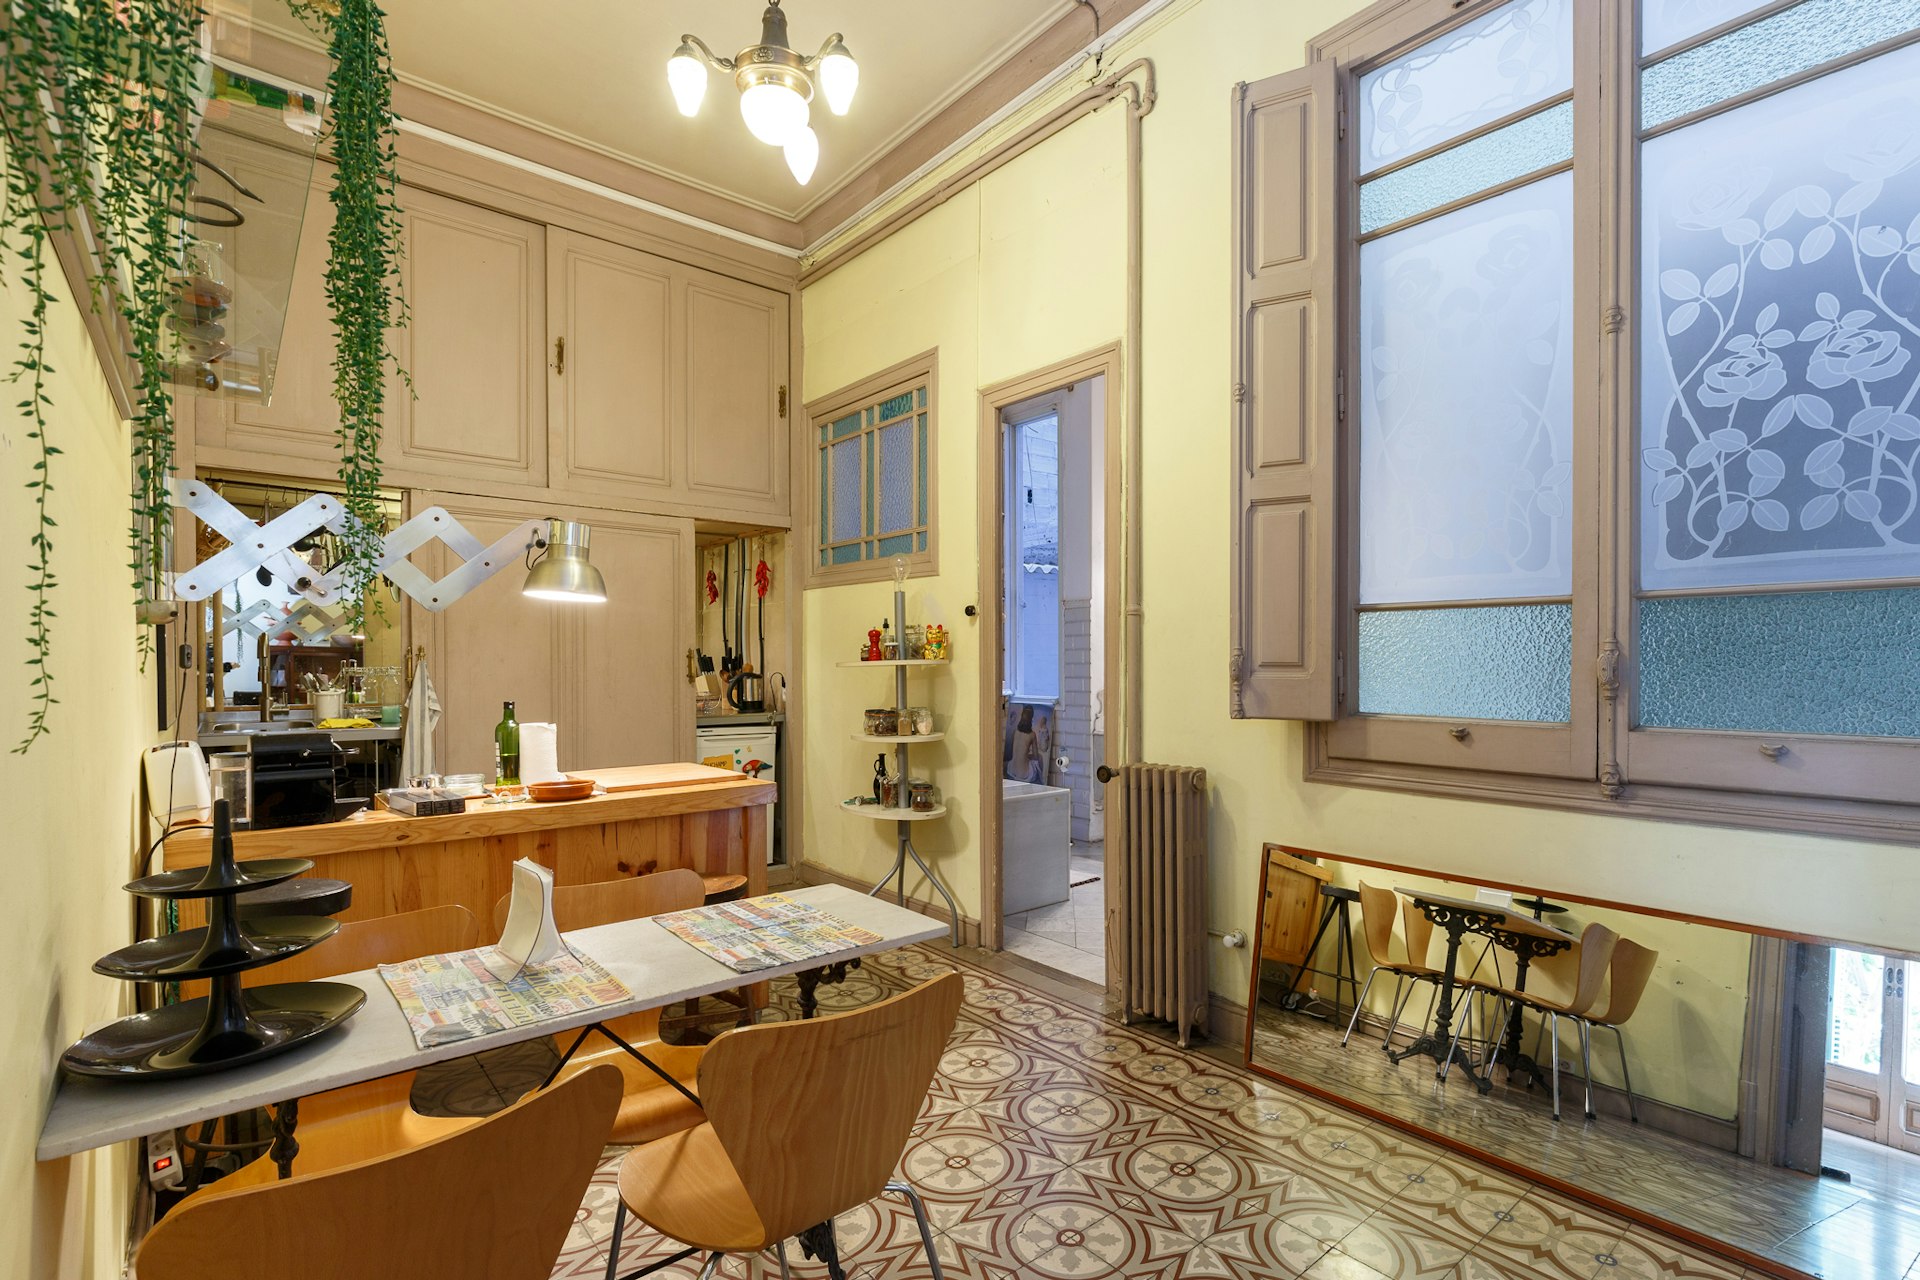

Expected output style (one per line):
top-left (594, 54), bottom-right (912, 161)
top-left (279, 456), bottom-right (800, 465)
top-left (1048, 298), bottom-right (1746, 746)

top-left (1388, 888), bottom-right (1576, 1093)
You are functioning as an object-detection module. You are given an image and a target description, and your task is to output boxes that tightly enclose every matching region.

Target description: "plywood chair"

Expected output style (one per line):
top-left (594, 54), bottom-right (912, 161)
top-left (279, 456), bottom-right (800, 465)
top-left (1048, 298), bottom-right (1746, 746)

top-left (191, 904), bottom-right (485, 1198)
top-left (491, 868), bottom-right (709, 1145)
top-left (135, 1064), bottom-right (621, 1280)
top-left (1343, 882), bottom-right (1444, 1051)
top-left (1574, 937), bottom-right (1659, 1123)
top-left (606, 972), bottom-right (964, 1280)
top-left (1473, 921), bottom-right (1618, 1122)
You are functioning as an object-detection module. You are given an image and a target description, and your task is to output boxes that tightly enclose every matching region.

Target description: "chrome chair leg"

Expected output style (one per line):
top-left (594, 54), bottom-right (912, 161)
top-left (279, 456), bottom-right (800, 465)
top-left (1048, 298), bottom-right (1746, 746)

top-left (1343, 967), bottom-right (1383, 1047)
top-left (1609, 1024), bottom-right (1640, 1122)
top-left (1439, 990), bottom-right (1476, 1082)
top-left (776, 1239), bottom-right (793, 1280)
top-left (887, 1180), bottom-right (946, 1280)
top-left (1547, 1011), bottom-right (1562, 1121)
top-left (605, 1202), bottom-right (627, 1280)
top-left (1578, 1019), bottom-right (1596, 1121)
top-left (698, 1253), bottom-right (722, 1280)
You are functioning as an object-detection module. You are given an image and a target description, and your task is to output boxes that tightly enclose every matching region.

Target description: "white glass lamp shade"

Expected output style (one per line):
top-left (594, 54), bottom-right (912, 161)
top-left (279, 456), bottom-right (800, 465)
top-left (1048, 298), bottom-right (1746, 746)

top-left (784, 125), bottom-right (819, 184)
top-left (820, 46), bottom-right (858, 115)
top-left (668, 46), bottom-right (707, 117)
top-left (740, 80), bottom-right (808, 146)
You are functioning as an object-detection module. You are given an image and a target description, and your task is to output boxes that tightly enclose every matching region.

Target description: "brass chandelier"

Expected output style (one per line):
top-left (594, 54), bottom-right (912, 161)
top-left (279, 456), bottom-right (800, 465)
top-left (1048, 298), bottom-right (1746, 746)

top-left (668, 0), bottom-right (859, 185)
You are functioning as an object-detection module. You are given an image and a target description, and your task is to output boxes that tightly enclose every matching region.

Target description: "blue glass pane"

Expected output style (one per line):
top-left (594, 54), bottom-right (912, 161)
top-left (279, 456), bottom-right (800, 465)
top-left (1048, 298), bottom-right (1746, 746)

top-left (1639, 41), bottom-right (1920, 591)
top-left (918, 531), bottom-right (928, 552)
top-left (917, 415), bottom-right (930, 526)
top-left (917, 386), bottom-right (928, 409)
top-left (830, 412), bottom-right (862, 440)
top-left (830, 438), bottom-right (862, 543)
top-left (879, 392), bottom-right (915, 421)
top-left (1638, 589), bottom-right (1920, 736)
top-left (831, 543), bottom-right (864, 566)
top-left (1360, 102), bottom-right (1573, 234)
top-left (878, 422), bottom-right (913, 532)
top-left (1642, 0), bottom-right (1920, 130)
top-left (1359, 0), bottom-right (1572, 174)
top-left (878, 534), bottom-right (916, 556)
top-left (1358, 604), bottom-right (1573, 721)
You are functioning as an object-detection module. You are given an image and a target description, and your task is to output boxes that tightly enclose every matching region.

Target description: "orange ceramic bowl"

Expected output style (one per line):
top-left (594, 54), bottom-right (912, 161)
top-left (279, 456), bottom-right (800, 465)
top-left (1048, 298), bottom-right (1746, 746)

top-left (527, 779), bottom-right (595, 803)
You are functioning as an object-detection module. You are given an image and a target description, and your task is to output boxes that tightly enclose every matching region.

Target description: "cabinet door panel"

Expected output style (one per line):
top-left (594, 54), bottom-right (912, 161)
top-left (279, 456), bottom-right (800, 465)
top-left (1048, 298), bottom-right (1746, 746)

top-left (548, 229), bottom-right (676, 502)
top-left (682, 268), bottom-right (788, 516)
top-left (390, 190), bottom-right (547, 485)
top-left (562, 512), bottom-right (695, 771)
top-left (410, 494), bottom-right (560, 778)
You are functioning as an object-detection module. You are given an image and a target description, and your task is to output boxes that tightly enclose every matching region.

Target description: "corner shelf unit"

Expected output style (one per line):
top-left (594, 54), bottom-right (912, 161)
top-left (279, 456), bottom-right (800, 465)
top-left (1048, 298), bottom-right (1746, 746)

top-left (844, 594), bottom-right (959, 946)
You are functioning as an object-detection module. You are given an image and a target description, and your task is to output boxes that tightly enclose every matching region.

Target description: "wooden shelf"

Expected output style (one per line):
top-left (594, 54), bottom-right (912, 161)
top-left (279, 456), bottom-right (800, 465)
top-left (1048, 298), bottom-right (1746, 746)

top-left (840, 800), bottom-right (946, 821)
top-left (851, 732), bottom-right (945, 744)
top-left (835, 659), bottom-right (949, 668)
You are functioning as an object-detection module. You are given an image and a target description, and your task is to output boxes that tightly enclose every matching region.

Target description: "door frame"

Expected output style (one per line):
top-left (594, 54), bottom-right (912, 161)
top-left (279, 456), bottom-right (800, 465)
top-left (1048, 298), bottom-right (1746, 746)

top-left (976, 344), bottom-right (1125, 982)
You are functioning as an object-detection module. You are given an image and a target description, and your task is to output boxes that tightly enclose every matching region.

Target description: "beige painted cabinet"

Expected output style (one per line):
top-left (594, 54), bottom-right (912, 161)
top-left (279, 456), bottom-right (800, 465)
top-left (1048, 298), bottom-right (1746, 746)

top-left (386, 188), bottom-right (548, 489)
top-left (412, 493), bottom-right (693, 778)
top-left (547, 229), bottom-right (790, 520)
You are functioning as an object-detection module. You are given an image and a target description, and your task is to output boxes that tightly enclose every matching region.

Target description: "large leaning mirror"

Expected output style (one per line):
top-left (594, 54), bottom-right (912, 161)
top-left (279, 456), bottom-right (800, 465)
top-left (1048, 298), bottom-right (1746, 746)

top-left (1246, 845), bottom-right (1914, 1280)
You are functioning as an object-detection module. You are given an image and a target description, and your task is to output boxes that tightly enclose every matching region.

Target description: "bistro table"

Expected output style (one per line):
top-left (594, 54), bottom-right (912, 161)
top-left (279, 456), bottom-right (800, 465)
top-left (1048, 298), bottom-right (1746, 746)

top-left (1389, 888), bottom-right (1575, 1093)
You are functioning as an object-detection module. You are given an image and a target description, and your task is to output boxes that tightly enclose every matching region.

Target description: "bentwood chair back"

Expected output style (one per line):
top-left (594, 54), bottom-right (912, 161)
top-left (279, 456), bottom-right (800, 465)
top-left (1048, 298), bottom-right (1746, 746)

top-left (492, 869), bottom-right (708, 1145)
top-left (1579, 937), bottom-right (1660, 1122)
top-left (135, 1065), bottom-right (622, 1280)
top-left (195, 905), bottom-right (485, 1198)
top-left (1344, 883), bottom-right (1441, 1050)
top-left (608, 973), bottom-right (964, 1276)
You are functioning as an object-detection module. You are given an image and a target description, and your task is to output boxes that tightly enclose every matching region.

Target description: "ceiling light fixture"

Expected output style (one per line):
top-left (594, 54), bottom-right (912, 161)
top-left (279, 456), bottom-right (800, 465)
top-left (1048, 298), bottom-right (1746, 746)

top-left (668, 1), bottom-right (858, 185)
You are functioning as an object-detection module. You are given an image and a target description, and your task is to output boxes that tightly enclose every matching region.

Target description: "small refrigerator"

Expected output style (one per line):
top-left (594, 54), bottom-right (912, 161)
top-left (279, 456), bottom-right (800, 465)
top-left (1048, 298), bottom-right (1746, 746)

top-left (696, 722), bottom-right (780, 865)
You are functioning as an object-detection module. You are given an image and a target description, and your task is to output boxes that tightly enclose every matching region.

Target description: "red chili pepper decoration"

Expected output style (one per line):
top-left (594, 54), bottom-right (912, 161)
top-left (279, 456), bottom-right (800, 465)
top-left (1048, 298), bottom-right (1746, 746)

top-left (754, 560), bottom-right (771, 599)
top-left (705, 569), bottom-right (719, 604)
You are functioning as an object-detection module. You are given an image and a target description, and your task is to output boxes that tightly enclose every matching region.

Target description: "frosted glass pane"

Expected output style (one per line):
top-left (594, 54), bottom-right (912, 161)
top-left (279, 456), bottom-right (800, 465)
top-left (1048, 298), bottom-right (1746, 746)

top-left (1359, 0), bottom-right (1572, 175)
top-left (917, 415), bottom-right (929, 526)
top-left (1829, 949), bottom-right (1884, 1072)
top-left (830, 437), bottom-right (862, 543)
top-left (1360, 174), bottom-right (1575, 605)
top-left (1641, 0), bottom-right (1772, 57)
top-left (1639, 43), bottom-right (1920, 592)
top-left (878, 421), bottom-right (913, 533)
top-left (1360, 102), bottom-right (1573, 234)
top-left (1642, 0), bottom-right (1920, 130)
top-left (1637, 589), bottom-right (1920, 736)
top-left (1357, 605), bottom-right (1572, 721)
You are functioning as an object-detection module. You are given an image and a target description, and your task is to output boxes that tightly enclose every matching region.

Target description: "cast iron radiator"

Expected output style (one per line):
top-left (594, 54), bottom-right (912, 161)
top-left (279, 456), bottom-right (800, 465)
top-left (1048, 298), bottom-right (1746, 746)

top-left (1109, 762), bottom-right (1209, 1047)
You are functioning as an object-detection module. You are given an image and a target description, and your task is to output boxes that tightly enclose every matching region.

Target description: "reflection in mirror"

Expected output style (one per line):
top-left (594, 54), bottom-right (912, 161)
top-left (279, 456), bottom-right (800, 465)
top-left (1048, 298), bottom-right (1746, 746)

top-left (1245, 845), bottom-right (1918, 1280)
top-left (195, 474), bottom-right (405, 715)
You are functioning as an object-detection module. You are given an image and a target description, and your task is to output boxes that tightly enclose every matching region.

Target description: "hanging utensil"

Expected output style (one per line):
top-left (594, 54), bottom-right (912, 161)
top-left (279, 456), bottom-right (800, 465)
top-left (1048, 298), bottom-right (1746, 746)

top-left (719, 542), bottom-right (735, 677)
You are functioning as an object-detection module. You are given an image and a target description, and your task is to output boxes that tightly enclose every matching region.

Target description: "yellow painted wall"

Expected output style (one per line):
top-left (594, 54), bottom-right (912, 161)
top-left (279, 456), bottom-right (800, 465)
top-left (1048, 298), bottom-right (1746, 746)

top-left (0, 256), bottom-right (148, 1272)
top-left (1290, 864), bottom-right (1750, 1119)
top-left (800, 0), bottom-right (1920, 1003)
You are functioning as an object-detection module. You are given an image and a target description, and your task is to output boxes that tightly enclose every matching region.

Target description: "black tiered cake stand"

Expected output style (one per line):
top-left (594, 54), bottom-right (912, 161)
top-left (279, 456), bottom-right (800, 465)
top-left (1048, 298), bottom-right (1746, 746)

top-left (64, 799), bottom-right (366, 1080)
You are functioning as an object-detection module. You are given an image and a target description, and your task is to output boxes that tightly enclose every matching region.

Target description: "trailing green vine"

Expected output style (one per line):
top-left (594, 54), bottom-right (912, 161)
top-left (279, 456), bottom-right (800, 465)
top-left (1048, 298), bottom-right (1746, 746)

top-left (294, 0), bottom-right (408, 625)
top-left (1, 1), bottom-right (202, 752)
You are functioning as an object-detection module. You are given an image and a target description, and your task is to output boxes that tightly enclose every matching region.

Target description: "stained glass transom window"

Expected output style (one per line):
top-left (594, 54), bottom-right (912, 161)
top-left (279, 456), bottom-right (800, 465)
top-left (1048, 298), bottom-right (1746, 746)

top-left (815, 376), bottom-right (933, 573)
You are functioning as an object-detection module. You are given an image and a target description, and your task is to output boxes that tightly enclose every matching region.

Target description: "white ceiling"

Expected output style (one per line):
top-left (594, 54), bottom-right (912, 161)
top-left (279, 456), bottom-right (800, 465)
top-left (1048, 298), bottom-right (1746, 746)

top-left (253, 1), bottom-right (1076, 220)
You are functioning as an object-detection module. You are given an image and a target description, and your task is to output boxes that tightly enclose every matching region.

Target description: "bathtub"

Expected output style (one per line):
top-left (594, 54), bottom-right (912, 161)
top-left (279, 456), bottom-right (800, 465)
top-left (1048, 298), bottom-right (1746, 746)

top-left (1003, 779), bottom-right (1072, 915)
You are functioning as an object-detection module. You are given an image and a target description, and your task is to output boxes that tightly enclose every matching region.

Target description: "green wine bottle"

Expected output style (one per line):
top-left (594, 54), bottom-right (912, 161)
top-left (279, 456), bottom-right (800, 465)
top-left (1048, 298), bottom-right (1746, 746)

top-left (494, 700), bottom-right (521, 786)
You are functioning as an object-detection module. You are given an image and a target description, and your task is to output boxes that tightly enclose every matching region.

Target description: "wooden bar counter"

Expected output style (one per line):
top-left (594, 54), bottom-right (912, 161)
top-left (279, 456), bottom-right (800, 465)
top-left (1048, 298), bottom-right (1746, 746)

top-left (163, 773), bottom-right (775, 929)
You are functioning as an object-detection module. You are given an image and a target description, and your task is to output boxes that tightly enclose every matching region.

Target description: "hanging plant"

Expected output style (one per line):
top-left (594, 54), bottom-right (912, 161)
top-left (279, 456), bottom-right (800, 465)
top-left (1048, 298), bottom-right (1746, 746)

top-left (293, 0), bottom-right (407, 625)
top-left (1, 1), bottom-right (203, 752)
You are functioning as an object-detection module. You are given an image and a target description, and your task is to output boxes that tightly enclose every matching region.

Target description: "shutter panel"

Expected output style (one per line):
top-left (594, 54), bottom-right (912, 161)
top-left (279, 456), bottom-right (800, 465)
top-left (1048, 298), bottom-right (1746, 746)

top-left (1230, 60), bottom-right (1339, 721)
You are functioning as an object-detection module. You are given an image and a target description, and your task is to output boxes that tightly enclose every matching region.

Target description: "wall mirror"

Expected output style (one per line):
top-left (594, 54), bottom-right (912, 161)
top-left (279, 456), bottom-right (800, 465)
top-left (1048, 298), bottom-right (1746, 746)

top-left (194, 473), bottom-right (406, 716)
top-left (1246, 845), bottom-right (1915, 1280)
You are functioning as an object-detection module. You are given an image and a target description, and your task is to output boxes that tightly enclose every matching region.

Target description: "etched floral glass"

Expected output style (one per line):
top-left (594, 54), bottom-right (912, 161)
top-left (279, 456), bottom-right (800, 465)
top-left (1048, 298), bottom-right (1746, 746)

top-left (1358, 0), bottom-right (1572, 175)
top-left (1639, 42), bottom-right (1920, 591)
top-left (1640, 0), bottom-right (1772, 57)
top-left (1360, 173), bottom-right (1575, 606)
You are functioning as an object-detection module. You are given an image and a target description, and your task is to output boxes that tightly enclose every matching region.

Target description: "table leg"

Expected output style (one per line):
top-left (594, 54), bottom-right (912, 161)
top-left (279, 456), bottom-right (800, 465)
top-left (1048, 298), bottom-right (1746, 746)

top-left (1492, 947), bottom-right (1556, 1090)
top-left (796, 957), bottom-right (862, 1020)
top-left (1388, 912), bottom-right (1491, 1091)
top-left (269, 1099), bottom-right (299, 1179)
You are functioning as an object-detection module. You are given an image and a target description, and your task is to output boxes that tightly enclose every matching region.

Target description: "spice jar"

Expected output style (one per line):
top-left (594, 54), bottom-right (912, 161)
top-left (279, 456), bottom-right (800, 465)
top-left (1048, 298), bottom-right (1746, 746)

top-left (880, 773), bottom-right (903, 810)
top-left (910, 779), bottom-right (938, 812)
top-left (865, 708), bottom-right (899, 736)
top-left (903, 624), bottom-right (925, 660)
top-left (910, 707), bottom-right (934, 736)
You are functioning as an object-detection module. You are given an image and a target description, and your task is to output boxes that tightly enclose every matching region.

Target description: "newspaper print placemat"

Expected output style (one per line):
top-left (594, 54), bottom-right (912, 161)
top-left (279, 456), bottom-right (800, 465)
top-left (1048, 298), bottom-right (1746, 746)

top-left (378, 945), bottom-right (632, 1049)
top-left (653, 894), bottom-right (883, 974)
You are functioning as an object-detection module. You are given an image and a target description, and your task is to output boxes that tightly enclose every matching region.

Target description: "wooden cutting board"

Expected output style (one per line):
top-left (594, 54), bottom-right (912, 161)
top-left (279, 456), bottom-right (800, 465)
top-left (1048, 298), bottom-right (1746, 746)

top-left (570, 762), bottom-right (746, 792)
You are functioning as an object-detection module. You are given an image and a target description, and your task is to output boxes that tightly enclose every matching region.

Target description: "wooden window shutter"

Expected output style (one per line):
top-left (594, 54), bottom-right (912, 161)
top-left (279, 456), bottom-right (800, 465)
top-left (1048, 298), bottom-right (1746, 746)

top-left (1230, 60), bottom-right (1339, 721)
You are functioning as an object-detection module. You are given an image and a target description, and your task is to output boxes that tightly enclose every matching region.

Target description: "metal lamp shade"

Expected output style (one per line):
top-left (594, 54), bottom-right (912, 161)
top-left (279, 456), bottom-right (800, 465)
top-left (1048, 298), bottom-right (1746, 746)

top-left (523, 520), bottom-right (608, 603)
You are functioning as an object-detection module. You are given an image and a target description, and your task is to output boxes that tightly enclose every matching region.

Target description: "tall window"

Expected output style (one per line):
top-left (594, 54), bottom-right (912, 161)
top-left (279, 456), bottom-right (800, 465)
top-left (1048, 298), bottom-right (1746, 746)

top-left (1235, 0), bottom-right (1920, 836)
top-left (1005, 408), bottom-right (1062, 701)
top-left (805, 352), bottom-right (937, 586)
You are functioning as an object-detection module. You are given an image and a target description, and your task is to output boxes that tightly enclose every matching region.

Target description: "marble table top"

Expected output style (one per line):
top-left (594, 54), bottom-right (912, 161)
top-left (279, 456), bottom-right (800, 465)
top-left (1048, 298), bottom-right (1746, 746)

top-left (38, 885), bottom-right (944, 1161)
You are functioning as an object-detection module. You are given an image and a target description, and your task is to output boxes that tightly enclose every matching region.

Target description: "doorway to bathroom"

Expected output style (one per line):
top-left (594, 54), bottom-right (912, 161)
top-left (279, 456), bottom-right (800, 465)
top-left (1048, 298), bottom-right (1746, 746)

top-left (977, 349), bottom-right (1120, 989)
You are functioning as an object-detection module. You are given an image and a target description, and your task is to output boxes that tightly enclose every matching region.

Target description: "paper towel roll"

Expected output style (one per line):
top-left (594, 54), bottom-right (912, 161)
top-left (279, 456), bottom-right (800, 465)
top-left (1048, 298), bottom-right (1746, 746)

top-left (521, 721), bottom-right (563, 783)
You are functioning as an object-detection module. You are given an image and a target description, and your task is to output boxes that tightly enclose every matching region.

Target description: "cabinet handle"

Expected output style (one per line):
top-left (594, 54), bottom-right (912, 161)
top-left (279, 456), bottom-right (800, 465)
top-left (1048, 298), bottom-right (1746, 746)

top-left (554, 336), bottom-right (565, 375)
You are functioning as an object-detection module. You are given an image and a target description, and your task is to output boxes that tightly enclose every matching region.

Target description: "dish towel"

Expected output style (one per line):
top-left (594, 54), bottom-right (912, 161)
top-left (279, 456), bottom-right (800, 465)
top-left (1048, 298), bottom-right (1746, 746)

top-left (521, 722), bottom-right (563, 784)
top-left (399, 659), bottom-right (442, 782)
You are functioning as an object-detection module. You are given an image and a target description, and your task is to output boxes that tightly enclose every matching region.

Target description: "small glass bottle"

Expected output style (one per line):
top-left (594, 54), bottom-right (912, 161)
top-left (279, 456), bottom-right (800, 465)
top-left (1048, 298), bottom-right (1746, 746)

top-left (494, 700), bottom-right (521, 786)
